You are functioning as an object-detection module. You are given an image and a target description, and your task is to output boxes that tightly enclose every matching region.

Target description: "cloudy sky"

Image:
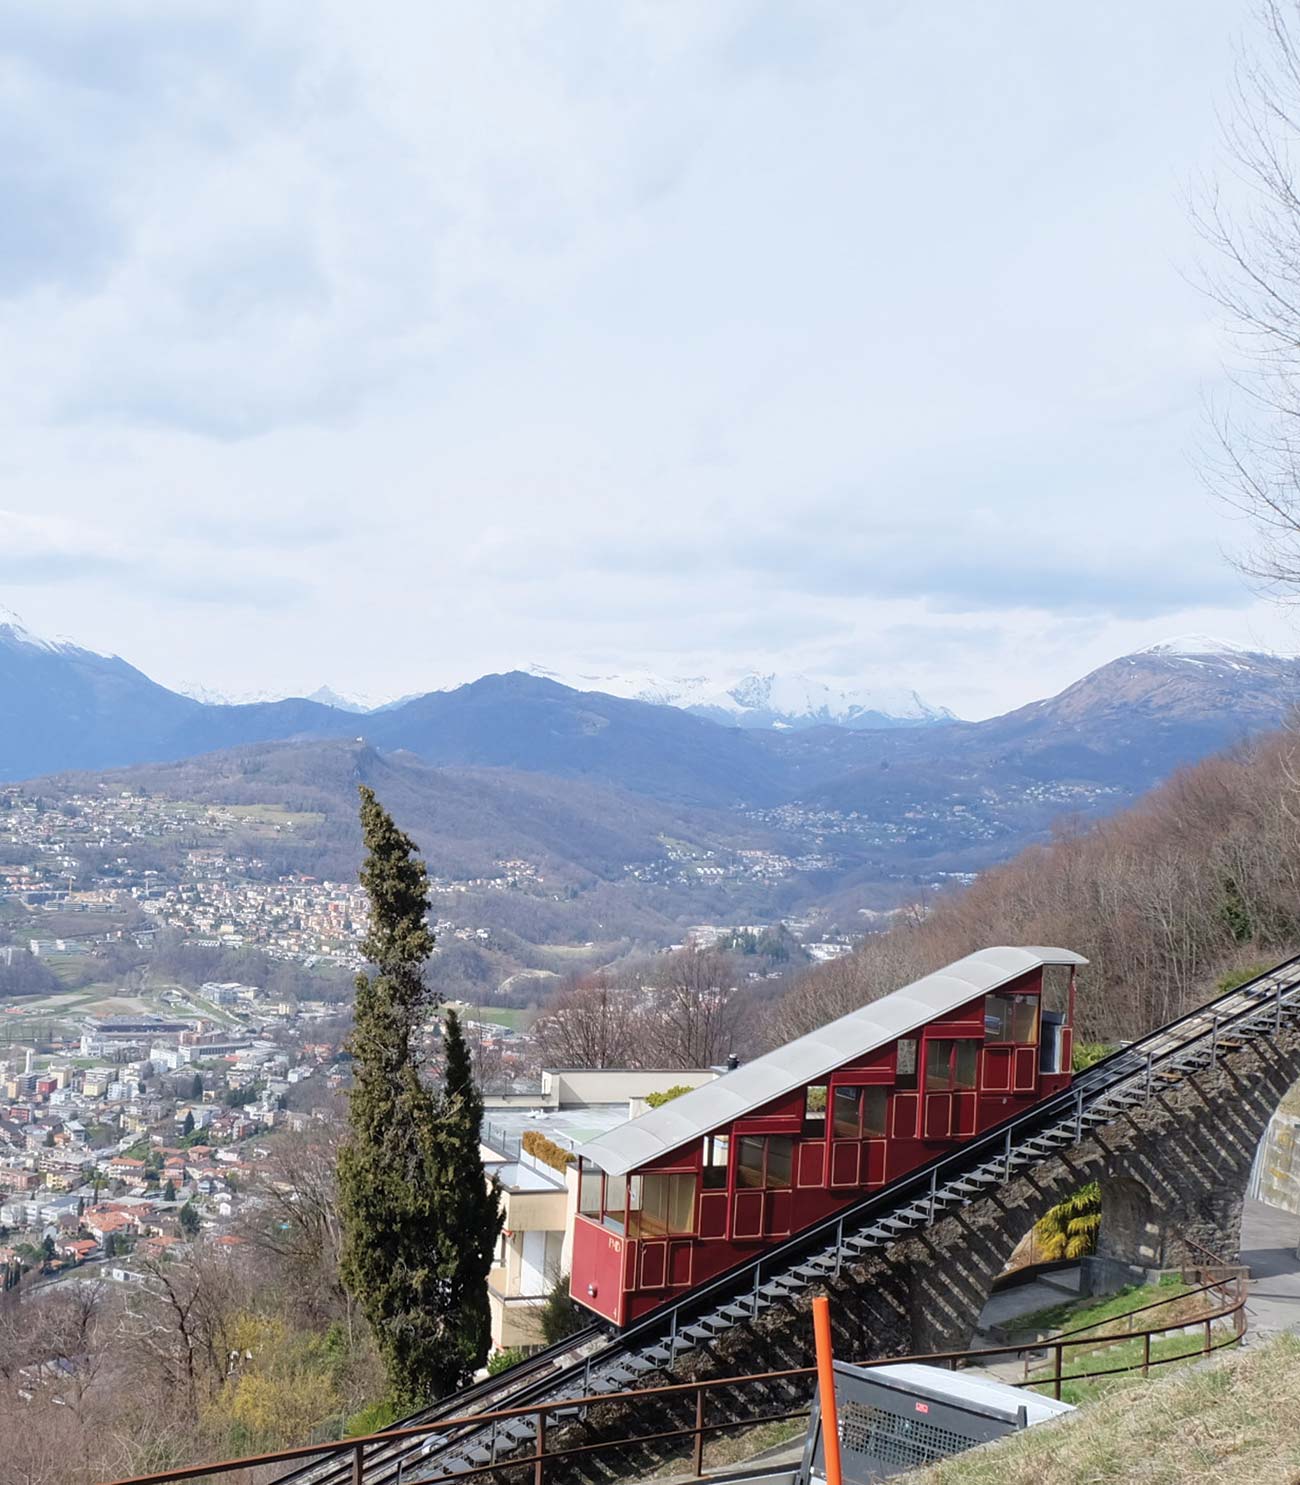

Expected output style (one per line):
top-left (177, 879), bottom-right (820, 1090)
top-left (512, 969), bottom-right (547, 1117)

top-left (0, 0), bottom-right (1287, 718)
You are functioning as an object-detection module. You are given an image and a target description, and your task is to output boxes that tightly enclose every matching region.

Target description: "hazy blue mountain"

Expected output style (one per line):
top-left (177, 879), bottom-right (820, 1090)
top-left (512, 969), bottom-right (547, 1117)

top-left (0, 607), bottom-right (354, 780)
top-left (5, 606), bottom-right (1300, 823)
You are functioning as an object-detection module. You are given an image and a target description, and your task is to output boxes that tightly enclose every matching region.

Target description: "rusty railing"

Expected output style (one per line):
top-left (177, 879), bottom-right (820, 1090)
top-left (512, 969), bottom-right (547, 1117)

top-left (97, 1251), bottom-right (1250, 1485)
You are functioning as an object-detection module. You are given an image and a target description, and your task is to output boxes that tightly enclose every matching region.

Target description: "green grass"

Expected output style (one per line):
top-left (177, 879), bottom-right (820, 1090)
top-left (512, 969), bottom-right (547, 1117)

top-left (1005, 1275), bottom-right (1188, 1338)
top-left (468, 1006), bottom-right (525, 1029)
top-left (222, 804), bottom-right (326, 831)
top-left (909, 1331), bottom-right (1300, 1485)
top-left (1028, 1325), bottom-right (1238, 1405)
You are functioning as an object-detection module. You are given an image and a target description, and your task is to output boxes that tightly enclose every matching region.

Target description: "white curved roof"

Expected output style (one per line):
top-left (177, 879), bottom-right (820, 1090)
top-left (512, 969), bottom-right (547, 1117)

top-left (578, 946), bottom-right (1086, 1177)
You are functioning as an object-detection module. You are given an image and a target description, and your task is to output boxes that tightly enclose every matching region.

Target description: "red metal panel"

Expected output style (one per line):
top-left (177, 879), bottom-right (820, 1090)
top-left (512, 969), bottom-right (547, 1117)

top-left (885, 1139), bottom-right (923, 1183)
top-left (892, 1092), bottom-right (919, 1139)
top-left (923, 1093), bottom-right (953, 1139)
top-left (698, 1191), bottom-right (727, 1239)
top-left (570, 1215), bottom-right (627, 1326)
top-left (1013, 1046), bottom-right (1038, 1092)
top-left (830, 1141), bottom-right (860, 1187)
top-left (797, 1142), bottom-right (826, 1188)
top-left (954, 1091), bottom-right (978, 1137)
top-left (983, 1047), bottom-right (1012, 1092)
top-left (733, 1114), bottom-right (802, 1134)
top-left (668, 1240), bottom-right (693, 1287)
top-left (768, 1189), bottom-right (792, 1236)
top-left (640, 1240), bottom-right (667, 1290)
top-left (733, 1189), bottom-right (763, 1239)
top-left (864, 1140), bottom-right (886, 1185)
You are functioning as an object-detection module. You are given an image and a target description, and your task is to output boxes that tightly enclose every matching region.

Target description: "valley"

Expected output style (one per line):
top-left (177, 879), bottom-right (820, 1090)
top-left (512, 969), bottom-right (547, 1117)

top-left (4, 619), bottom-right (1300, 1020)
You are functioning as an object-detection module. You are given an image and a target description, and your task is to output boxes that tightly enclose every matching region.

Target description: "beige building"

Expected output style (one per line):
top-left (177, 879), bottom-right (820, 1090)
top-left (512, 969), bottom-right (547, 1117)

top-left (481, 1067), bottom-right (719, 1353)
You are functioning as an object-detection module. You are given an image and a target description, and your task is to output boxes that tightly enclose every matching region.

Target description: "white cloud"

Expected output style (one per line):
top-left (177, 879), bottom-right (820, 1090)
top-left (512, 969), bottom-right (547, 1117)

top-left (0, 0), bottom-right (1284, 718)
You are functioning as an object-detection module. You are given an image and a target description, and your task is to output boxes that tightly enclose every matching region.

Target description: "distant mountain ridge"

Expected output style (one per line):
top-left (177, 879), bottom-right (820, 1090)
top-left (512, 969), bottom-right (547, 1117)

top-left (3, 605), bottom-right (1299, 824)
top-left (525, 664), bottom-right (953, 729)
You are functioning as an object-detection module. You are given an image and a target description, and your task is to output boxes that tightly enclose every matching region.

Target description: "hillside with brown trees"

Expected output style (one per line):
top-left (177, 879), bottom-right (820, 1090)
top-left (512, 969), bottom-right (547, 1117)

top-left (768, 727), bottom-right (1300, 1048)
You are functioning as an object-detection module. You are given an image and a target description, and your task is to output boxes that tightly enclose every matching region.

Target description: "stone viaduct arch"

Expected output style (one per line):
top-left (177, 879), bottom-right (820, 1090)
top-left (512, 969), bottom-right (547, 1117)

top-left (689, 1013), bottom-right (1300, 1374)
top-left (501, 1018), bottom-right (1300, 1484)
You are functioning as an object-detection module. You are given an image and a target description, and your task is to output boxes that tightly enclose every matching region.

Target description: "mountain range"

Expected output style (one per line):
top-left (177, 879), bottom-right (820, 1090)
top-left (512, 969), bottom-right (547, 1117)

top-left (522, 665), bottom-right (953, 729)
top-left (9, 610), bottom-right (1300, 979)
top-left (4, 606), bottom-right (1299, 825)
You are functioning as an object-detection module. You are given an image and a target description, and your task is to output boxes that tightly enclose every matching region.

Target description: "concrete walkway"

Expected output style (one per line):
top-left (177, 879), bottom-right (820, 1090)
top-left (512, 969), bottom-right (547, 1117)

top-left (1240, 1197), bottom-right (1300, 1343)
top-left (972, 1266), bottom-right (1080, 1340)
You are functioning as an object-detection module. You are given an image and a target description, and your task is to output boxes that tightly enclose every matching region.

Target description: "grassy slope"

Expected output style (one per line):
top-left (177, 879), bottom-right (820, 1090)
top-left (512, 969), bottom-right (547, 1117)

top-left (907, 1333), bottom-right (1300, 1485)
top-left (1007, 1276), bottom-right (1189, 1338)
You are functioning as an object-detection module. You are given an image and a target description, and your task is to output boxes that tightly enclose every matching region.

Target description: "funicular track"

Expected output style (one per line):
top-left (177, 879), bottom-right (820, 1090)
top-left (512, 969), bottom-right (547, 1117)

top-left (277, 953), bottom-right (1300, 1485)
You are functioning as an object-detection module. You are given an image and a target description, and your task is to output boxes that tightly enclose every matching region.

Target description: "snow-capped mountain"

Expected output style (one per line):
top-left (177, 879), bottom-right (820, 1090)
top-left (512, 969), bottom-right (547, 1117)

top-left (175, 681), bottom-right (381, 713)
top-left (0, 604), bottom-right (87, 657)
top-left (526, 665), bottom-right (954, 730)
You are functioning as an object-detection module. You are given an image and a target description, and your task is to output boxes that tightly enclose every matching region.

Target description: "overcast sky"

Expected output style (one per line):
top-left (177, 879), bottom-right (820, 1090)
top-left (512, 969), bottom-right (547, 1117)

top-left (1, 0), bottom-right (1289, 719)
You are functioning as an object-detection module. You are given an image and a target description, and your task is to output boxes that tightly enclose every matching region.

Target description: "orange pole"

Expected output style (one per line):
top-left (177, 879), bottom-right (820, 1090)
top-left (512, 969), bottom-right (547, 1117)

top-left (812, 1295), bottom-right (843, 1485)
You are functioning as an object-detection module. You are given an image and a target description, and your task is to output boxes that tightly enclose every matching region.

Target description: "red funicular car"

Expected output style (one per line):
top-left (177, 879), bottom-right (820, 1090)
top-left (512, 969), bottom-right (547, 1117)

top-left (570, 945), bottom-right (1084, 1326)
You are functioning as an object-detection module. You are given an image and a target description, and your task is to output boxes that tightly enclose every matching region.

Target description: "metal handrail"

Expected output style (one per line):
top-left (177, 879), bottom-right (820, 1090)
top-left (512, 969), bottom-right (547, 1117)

top-left (275, 952), bottom-right (1300, 1485)
top-left (96, 1250), bottom-right (1250, 1485)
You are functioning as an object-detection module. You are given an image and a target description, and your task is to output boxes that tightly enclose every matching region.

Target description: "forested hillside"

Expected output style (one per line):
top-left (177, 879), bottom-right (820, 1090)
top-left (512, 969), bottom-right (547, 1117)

top-left (770, 728), bottom-right (1300, 1046)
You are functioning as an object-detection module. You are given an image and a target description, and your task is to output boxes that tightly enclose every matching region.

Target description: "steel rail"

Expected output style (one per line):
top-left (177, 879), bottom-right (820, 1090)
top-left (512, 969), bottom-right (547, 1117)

top-left (98, 1248), bottom-right (1249, 1485)
top-left (272, 951), bottom-right (1300, 1485)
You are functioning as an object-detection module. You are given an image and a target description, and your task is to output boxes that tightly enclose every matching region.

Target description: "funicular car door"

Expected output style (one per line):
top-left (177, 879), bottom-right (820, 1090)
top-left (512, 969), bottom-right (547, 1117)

top-left (732, 1135), bottom-right (793, 1239)
top-left (633, 1172), bottom-right (698, 1290)
top-left (922, 1038), bottom-right (980, 1138)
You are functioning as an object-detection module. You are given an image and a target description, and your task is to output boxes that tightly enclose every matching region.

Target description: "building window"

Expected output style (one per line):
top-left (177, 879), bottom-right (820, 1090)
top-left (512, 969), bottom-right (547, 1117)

top-left (702, 1134), bottom-right (730, 1189)
top-left (896, 1038), bottom-right (918, 1089)
top-left (985, 993), bottom-right (1040, 1044)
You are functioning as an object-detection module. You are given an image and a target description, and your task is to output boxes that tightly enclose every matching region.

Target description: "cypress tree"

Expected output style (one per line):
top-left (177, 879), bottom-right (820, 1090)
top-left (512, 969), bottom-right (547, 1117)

top-left (338, 787), bottom-right (502, 1406)
top-left (431, 1007), bottom-right (503, 1390)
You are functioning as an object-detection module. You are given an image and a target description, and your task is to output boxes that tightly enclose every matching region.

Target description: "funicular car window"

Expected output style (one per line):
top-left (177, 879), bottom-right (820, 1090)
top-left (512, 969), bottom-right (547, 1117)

top-left (604, 1171), bottom-right (627, 1219)
top-left (668, 1173), bottom-right (697, 1232)
top-left (954, 1040), bottom-right (978, 1089)
top-left (896, 1039), bottom-right (918, 1088)
top-left (579, 1168), bottom-right (602, 1215)
top-left (833, 1085), bottom-right (862, 1138)
top-left (925, 1039), bottom-right (955, 1091)
top-left (985, 993), bottom-right (1040, 1043)
top-left (862, 1086), bottom-right (887, 1137)
top-left (765, 1136), bottom-right (793, 1189)
top-left (737, 1135), bottom-right (766, 1188)
top-left (702, 1134), bottom-right (729, 1189)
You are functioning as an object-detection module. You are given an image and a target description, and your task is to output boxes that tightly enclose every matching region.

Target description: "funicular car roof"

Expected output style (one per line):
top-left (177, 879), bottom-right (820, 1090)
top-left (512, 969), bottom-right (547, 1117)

top-left (577, 946), bottom-right (1086, 1177)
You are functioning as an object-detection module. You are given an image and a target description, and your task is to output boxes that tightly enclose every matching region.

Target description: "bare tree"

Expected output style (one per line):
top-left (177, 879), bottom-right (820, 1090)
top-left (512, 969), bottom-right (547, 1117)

top-left (1198, 1), bottom-right (1300, 590)
top-left (239, 1114), bottom-right (350, 1329)
top-left (642, 949), bottom-right (744, 1069)
top-left (532, 974), bottom-right (639, 1068)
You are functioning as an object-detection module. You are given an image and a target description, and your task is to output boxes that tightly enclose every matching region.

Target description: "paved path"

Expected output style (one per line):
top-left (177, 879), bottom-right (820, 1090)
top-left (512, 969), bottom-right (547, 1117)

top-left (973, 1266), bottom-right (1080, 1339)
top-left (1240, 1197), bottom-right (1300, 1343)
